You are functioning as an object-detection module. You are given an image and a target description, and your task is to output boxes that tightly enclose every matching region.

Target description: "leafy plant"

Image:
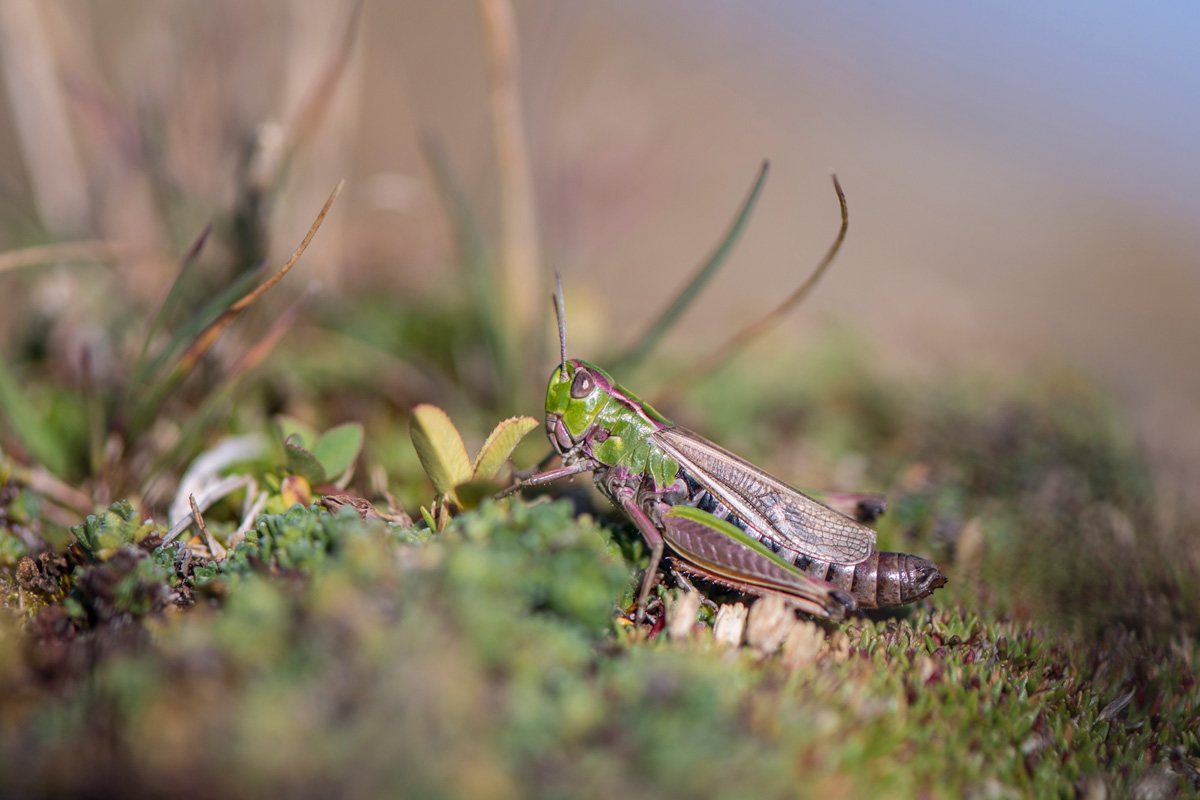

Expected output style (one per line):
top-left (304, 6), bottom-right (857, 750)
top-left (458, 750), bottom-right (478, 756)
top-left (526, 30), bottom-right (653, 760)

top-left (408, 404), bottom-right (538, 529)
top-left (274, 415), bottom-right (365, 488)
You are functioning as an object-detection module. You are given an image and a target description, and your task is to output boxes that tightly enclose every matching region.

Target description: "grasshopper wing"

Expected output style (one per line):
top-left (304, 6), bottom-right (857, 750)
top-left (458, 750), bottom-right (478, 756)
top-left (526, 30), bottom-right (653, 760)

top-left (651, 427), bottom-right (875, 564)
top-left (662, 506), bottom-right (856, 619)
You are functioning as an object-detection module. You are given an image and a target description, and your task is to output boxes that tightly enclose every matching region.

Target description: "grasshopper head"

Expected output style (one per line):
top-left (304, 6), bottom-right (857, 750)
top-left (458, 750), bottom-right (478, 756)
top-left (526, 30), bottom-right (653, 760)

top-left (545, 358), bottom-right (615, 456)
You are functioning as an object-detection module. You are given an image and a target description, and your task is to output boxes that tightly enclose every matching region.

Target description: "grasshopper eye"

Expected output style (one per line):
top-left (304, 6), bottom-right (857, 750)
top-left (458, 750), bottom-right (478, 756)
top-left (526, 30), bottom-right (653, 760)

top-left (570, 369), bottom-right (596, 399)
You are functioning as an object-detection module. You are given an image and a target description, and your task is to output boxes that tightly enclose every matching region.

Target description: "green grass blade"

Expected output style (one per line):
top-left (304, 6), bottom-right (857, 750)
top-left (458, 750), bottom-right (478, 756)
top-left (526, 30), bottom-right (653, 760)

top-left (130, 223), bottom-right (212, 388)
top-left (0, 354), bottom-right (70, 476)
top-left (123, 261), bottom-right (267, 437)
top-left (657, 174), bottom-right (849, 404)
top-left (610, 160), bottom-right (770, 373)
top-left (421, 135), bottom-right (508, 397)
top-left (134, 261), bottom-right (264, 392)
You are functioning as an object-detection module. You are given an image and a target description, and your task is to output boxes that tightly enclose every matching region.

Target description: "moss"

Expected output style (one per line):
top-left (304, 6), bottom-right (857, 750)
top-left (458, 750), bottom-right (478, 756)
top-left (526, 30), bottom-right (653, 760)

top-left (1, 348), bottom-right (1197, 798)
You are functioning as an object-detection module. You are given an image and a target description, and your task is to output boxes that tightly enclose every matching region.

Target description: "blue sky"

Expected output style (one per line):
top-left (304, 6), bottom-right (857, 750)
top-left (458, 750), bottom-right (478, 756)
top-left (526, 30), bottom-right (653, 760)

top-left (706, 1), bottom-right (1200, 223)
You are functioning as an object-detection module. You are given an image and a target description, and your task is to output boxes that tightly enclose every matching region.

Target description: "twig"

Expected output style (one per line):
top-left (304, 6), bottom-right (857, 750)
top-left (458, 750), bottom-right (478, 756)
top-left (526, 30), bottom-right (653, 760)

top-left (12, 464), bottom-right (93, 516)
top-left (163, 474), bottom-right (254, 545)
top-left (169, 434), bottom-right (269, 526)
top-left (188, 493), bottom-right (226, 560)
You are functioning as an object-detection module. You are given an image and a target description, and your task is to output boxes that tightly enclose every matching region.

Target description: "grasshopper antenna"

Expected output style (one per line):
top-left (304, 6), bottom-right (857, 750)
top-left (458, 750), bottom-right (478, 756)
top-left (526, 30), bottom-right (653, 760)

top-left (553, 268), bottom-right (567, 377)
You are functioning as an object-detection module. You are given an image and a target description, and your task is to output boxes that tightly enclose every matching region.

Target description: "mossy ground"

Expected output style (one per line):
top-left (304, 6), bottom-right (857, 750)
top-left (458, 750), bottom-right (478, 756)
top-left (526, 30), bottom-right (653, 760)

top-left (1, 340), bottom-right (1196, 799)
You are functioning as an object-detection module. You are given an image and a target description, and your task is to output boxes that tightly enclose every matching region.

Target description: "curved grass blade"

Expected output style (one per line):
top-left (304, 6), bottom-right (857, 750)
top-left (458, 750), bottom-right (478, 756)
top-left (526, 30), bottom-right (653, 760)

top-left (176, 180), bottom-right (343, 375)
top-left (133, 261), bottom-right (264, 392)
top-left (139, 290), bottom-right (313, 487)
top-left (422, 135), bottom-right (507, 389)
top-left (128, 182), bottom-right (342, 432)
top-left (129, 223), bottom-right (212, 388)
top-left (657, 174), bottom-right (849, 404)
top-left (611, 160), bottom-right (770, 374)
top-left (286, 1), bottom-right (364, 149)
top-left (0, 239), bottom-right (129, 275)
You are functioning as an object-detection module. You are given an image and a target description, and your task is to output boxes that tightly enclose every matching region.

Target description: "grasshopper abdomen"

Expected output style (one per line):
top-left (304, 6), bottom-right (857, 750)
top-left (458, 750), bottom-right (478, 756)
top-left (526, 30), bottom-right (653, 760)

top-left (795, 551), bottom-right (947, 610)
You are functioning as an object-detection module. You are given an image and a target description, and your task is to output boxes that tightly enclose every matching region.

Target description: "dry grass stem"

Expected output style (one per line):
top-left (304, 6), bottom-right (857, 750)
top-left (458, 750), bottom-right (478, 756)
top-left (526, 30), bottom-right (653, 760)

top-left (479, 0), bottom-right (541, 358)
top-left (0, 0), bottom-right (88, 233)
top-left (177, 180), bottom-right (344, 373)
top-left (0, 241), bottom-right (133, 275)
top-left (188, 493), bottom-right (226, 560)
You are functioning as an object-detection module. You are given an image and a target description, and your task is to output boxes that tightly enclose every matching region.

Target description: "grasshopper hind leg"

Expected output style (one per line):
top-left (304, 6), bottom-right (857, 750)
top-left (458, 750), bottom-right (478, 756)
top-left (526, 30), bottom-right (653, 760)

top-left (660, 506), bottom-right (857, 621)
top-left (615, 493), bottom-right (670, 624)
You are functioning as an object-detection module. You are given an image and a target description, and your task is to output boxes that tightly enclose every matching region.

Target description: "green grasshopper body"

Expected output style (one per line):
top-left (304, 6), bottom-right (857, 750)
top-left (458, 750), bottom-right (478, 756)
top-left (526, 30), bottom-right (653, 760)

top-left (509, 355), bottom-right (946, 622)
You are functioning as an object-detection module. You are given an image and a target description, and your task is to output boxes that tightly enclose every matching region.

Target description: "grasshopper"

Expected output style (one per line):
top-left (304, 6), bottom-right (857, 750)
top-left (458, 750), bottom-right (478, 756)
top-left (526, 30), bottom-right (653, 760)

top-left (504, 289), bottom-right (946, 622)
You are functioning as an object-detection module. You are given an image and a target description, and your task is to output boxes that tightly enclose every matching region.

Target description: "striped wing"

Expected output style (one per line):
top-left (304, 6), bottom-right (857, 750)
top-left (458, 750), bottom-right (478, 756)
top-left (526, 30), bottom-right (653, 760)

top-left (651, 426), bottom-right (875, 564)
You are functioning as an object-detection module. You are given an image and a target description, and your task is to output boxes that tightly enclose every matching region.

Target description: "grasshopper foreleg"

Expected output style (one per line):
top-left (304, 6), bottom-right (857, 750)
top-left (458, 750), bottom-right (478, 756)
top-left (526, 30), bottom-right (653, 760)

top-left (495, 461), bottom-right (593, 499)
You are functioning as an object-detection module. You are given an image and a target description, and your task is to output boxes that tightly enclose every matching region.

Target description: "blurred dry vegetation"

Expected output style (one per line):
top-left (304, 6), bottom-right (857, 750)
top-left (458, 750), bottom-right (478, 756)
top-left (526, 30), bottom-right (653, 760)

top-left (0, 2), bottom-right (1197, 798)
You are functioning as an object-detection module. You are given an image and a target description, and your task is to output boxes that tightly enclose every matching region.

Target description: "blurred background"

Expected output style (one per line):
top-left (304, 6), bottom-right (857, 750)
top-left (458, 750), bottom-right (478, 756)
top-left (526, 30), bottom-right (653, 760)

top-left (1, 0), bottom-right (1197, 470)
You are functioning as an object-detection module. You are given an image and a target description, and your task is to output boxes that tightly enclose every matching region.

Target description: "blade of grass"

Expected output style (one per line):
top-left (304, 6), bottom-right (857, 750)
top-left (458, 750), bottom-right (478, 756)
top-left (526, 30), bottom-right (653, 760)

top-left (177, 180), bottom-right (343, 372)
top-left (611, 160), bottom-right (771, 373)
top-left (128, 255), bottom-right (266, 414)
top-left (144, 290), bottom-right (308, 488)
top-left (422, 135), bottom-right (507, 394)
top-left (0, 239), bottom-right (130, 274)
top-left (10, 463), bottom-right (93, 516)
top-left (655, 174), bottom-right (848, 405)
top-left (479, 0), bottom-right (540, 408)
top-left (224, 285), bottom-right (314, 381)
top-left (129, 182), bottom-right (342, 431)
top-left (129, 223), bottom-right (212, 388)
top-left (287, 0), bottom-right (364, 148)
top-left (125, 262), bottom-right (265, 432)
top-left (0, 353), bottom-right (69, 476)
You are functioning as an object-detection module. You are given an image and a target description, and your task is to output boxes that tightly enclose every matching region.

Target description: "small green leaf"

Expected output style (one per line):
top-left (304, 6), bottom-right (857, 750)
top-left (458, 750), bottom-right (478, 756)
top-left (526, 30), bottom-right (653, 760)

top-left (419, 505), bottom-right (436, 531)
top-left (284, 435), bottom-right (327, 484)
top-left (275, 415), bottom-right (318, 450)
top-left (312, 422), bottom-right (365, 481)
top-left (472, 416), bottom-right (539, 480)
top-left (409, 404), bottom-right (472, 503)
